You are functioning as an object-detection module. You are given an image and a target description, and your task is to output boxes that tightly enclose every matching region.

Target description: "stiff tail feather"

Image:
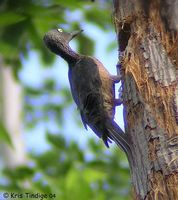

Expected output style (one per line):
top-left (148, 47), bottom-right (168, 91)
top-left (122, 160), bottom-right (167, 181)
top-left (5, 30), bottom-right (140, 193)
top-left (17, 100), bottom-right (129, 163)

top-left (105, 119), bottom-right (134, 168)
top-left (106, 120), bottom-right (130, 153)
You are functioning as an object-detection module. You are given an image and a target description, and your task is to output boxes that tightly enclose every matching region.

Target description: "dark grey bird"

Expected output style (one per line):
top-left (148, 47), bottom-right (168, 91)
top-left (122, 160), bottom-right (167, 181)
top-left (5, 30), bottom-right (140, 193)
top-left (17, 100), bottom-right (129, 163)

top-left (43, 28), bottom-right (132, 157)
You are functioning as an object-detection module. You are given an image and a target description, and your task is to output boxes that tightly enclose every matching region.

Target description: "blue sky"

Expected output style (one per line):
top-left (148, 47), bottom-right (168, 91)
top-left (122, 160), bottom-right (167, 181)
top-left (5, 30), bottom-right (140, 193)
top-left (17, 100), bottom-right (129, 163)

top-left (19, 24), bottom-right (124, 153)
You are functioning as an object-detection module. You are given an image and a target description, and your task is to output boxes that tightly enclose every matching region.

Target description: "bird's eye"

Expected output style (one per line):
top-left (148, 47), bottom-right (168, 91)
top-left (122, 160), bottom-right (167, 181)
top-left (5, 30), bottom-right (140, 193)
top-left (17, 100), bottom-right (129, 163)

top-left (57, 28), bottom-right (63, 32)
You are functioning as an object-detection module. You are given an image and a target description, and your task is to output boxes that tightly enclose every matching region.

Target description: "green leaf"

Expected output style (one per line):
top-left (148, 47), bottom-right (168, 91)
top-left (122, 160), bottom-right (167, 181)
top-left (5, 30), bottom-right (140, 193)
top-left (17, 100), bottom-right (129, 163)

top-left (0, 41), bottom-right (19, 58)
top-left (106, 41), bottom-right (117, 52)
top-left (3, 166), bottom-right (34, 180)
top-left (65, 169), bottom-right (92, 200)
top-left (78, 34), bottom-right (95, 56)
top-left (83, 168), bottom-right (106, 183)
top-left (85, 8), bottom-right (112, 30)
top-left (46, 132), bottom-right (66, 149)
top-left (0, 12), bottom-right (26, 27)
top-left (0, 122), bottom-right (13, 147)
top-left (54, 0), bottom-right (85, 9)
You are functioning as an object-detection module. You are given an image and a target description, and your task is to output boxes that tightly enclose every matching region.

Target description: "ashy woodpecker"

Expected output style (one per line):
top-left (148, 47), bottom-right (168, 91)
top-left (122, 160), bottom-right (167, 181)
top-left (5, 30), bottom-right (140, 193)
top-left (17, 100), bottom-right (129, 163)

top-left (43, 28), bottom-right (131, 155)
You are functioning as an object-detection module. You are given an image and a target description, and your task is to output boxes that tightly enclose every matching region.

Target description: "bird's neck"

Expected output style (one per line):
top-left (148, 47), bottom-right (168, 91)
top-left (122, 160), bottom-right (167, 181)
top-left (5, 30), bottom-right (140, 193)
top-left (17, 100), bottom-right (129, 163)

top-left (57, 44), bottom-right (80, 65)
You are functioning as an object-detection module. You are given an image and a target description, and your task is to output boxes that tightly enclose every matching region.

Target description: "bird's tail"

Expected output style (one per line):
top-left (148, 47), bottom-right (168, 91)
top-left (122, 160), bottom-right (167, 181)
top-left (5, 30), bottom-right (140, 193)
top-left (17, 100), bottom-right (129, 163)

top-left (106, 119), bottom-right (130, 152)
top-left (105, 119), bottom-right (134, 168)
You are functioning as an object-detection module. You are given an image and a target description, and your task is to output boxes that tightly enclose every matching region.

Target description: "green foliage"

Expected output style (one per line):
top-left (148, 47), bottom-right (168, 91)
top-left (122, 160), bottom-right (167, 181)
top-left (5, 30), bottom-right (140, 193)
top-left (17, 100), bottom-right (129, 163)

top-left (0, 133), bottom-right (131, 200)
top-left (0, 122), bottom-right (13, 147)
top-left (0, 12), bottom-right (26, 27)
top-left (23, 80), bottom-right (74, 129)
top-left (78, 33), bottom-right (95, 56)
top-left (0, 0), bottom-right (113, 71)
top-left (0, 0), bottom-right (131, 199)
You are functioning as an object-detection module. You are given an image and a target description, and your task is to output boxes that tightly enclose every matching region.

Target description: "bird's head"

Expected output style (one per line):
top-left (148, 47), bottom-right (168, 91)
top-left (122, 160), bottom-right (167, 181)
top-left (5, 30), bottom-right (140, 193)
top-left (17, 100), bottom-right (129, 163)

top-left (43, 28), bottom-right (83, 55)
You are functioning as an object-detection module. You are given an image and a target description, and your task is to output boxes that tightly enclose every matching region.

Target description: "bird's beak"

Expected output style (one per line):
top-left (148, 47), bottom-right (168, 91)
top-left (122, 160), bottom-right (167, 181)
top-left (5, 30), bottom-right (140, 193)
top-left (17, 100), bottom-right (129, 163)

top-left (70, 30), bottom-right (83, 40)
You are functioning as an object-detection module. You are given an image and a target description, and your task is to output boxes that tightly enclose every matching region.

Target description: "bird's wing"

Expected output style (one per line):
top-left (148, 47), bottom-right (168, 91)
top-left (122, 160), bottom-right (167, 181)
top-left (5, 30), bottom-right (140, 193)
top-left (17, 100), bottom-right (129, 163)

top-left (70, 57), bottom-right (105, 136)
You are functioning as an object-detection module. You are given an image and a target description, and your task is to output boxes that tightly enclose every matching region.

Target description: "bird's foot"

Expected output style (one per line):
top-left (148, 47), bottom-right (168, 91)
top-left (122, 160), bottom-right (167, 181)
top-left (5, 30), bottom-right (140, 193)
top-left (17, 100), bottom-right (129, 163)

top-left (111, 75), bottom-right (122, 83)
top-left (114, 98), bottom-right (123, 106)
top-left (115, 84), bottom-right (123, 106)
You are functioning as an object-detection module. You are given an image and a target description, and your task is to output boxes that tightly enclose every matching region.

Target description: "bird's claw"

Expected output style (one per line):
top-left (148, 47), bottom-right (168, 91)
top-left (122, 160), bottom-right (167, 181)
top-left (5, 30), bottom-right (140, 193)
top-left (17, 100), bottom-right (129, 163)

top-left (111, 75), bottom-right (121, 83)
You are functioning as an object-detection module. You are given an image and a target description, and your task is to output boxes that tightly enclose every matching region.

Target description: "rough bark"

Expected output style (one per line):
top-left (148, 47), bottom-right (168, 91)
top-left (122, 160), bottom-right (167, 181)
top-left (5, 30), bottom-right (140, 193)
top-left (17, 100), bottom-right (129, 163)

top-left (113, 0), bottom-right (178, 199)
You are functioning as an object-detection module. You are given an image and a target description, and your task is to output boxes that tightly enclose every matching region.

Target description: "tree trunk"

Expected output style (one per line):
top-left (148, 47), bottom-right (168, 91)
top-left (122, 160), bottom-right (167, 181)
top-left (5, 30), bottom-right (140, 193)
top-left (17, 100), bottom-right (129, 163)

top-left (113, 0), bottom-right (178, 199)
top-left (0, 58), bottom-right (26, 168)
